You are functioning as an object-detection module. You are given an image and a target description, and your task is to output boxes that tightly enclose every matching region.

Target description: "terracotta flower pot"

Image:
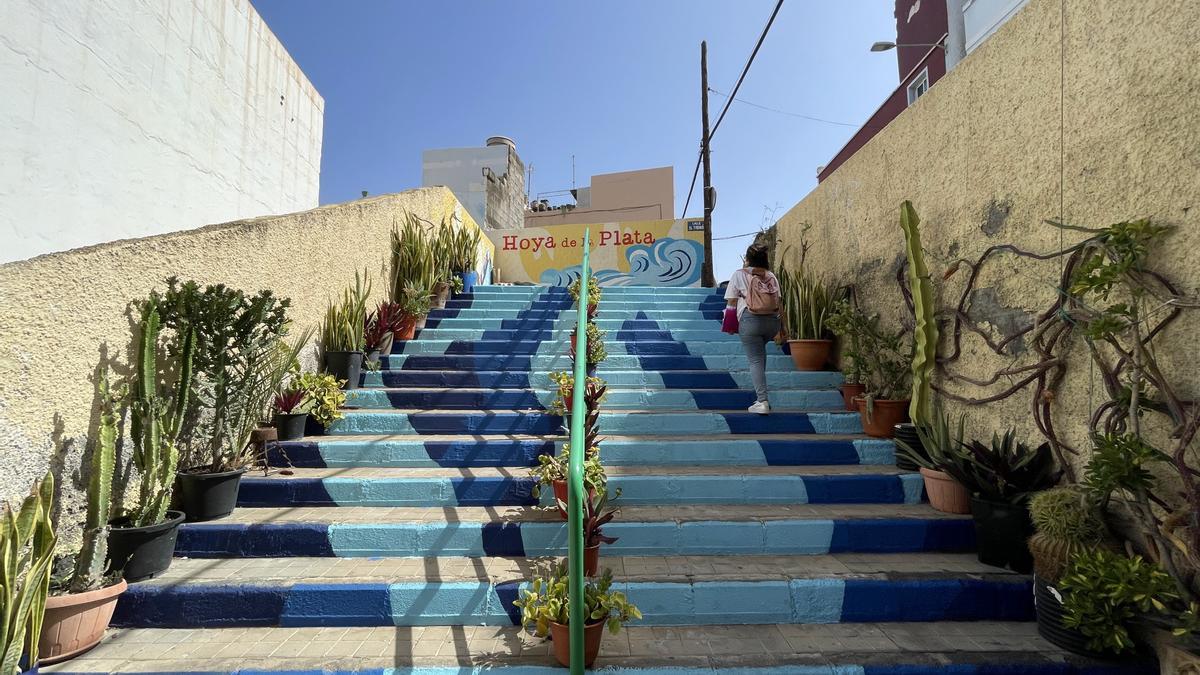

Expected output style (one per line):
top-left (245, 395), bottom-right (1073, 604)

top-left (561, 392), bottom-right (573, 414)
top-left (919, 467), bottom-right (972, 514)
top-left (549, 619), bottom-right (606, 668)
top-left (587, 303), bottom-right (598, 319)
top-left (432, 283), bottom-right (451, 309)
top-left (854, 397), bottom-right (909, 438)
top-left (839, 383), bottom-right (866, 411)
top-left (38, 578), bottom-right (127, 664)
top-left (584, 544), bottom-right (600, 577)
top-left (786, 339), bottom-right (832, 371)
top-left (395, 315), bottom-right (418, 341)
top-left (551, 480), bottom-right (595, 520)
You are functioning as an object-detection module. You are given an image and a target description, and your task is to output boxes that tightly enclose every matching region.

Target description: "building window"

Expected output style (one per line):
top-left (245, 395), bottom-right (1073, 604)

top-left (907, 68), bottom-right (930, 105)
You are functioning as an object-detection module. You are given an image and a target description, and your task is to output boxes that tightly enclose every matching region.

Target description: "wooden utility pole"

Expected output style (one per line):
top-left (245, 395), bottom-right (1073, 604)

top-left (700, 41), bottom-right (715, 287)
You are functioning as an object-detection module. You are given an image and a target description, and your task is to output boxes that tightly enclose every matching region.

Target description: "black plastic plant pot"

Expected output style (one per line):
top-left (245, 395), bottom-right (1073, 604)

top-left (970, 495), bottom-right (1035, 573)
top-left (106, 510), bottom-right (185, 582)
top-left (324, 351), bottom-right (363, 390)
top-left (274, 413), bottom-right (308, 442)
top-left (1035, 575), bottom-right (1112, 659)
top-left (893, 423), bottom-right (923, 471)
top-left (177, 468), bottom-right (248, 522)
top-left (303, 415), bottom-right (328, 437)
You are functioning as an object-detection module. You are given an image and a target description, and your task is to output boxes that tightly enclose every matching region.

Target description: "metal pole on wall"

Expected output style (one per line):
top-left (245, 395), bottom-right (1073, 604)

top-left (944, 0), bottom-right (967, 70)
top-left (700, 41), bottom-right (715, 287)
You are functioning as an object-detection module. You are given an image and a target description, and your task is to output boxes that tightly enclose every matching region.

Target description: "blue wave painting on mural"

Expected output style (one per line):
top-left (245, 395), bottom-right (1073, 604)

top-left (540, 237), bottom-right (704, 286)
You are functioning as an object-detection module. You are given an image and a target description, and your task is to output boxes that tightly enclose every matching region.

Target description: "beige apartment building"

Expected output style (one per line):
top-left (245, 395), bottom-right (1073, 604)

top-left (525, 166), bottom-right (674, 227)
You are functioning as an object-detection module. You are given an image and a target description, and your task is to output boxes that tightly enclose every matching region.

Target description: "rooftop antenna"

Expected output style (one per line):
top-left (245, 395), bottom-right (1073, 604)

top-left (526, 164), bottom-right (533, 203)
top-left (571, 154), bottom-right (576, 190)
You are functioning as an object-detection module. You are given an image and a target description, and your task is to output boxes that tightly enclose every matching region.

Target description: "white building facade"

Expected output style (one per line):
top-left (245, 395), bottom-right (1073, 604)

top-left (0, 0), bottom-right (323, 264)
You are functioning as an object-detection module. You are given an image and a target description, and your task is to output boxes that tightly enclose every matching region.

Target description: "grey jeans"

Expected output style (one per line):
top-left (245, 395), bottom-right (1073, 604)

top-left (738, 313), bottom-right (780, 403)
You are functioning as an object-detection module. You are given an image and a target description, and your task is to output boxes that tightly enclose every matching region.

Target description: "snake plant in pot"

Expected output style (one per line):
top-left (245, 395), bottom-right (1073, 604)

top-left (2, 473), bottom-right (56, 675)
top-left (448, 224), bottom-right (482, 294)
top-left (777, 256), bottom-right (837, 371)
top-left (826, 301), bottom-right (911, 438)
top-left (38, 372), bottom-right (127, 666)
top-left (894, 401), bottom-right (968, 513)
top-left (155, 278), bottom-right (292, 522)
top-left (322, 271), bottom-right (370, 390)
top-left (514, 562), bottom-right (641, 668)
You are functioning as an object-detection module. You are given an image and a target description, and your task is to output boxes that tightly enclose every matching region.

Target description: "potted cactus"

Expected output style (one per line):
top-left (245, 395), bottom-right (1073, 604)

top-left (894, 201), bottom-right (939, 466)
top-left (514, 563), bottom-right (641, 668)
top-left (106, 300), bottom-right (188, 581)
top-left (39, 371), bottom-right (126, 665)
top-left (1027, 487), bottom-right (1111, 657)
top-left (2, 473), bottom-right (56, 675)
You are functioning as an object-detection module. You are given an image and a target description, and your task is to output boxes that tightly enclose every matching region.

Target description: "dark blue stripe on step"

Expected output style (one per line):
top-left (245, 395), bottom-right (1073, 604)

top-left (177, 523), bottom-right (335, 557)
top-left (481, 522), bottom-right (525, 556)
top-left (373, 390), bottom-right (545, 409)
top-left (803, 476), bottom-right (908, 504)
top-left (400, 355), bottom-right (534, 370)
top-left (407, 412), bottom-right (561, 434)
top-left (691, 390), bottom-right (757, 409)
top-left (829, 518), bottom-right (975, 553)
top-left (113, 584), bottom-right (287, 628)
top-left (377, 371), bottom-right (532, 388)
top-left (238, 478), bottom-right (334, 507)
top-left (494, 581), bottom-right (524, 626)
top-left (443, 340), bottom-right (545, 355)
top-left (266, 441), bottom-right (325, 467)
top-left (624, 342), bottom-right (690, 355)
top-left (424, 440), bottom-right (554, 466)
top-left (614, 330), bottom-right (673, 340)
top-left (281, 583), bottom-right (393, 627)
top-left (426, 308), bottom-right (461, 319)
top-left (636, 356), bottom-right (708, 370)
top-left (722, 412), bottom-right (816, 434)
top-left (658, 372), bottom-right (738, 389)
top-left (840, 578), bottom-right (1033, 622)
top-left (451, 477), bottom-right (538, 506)
top-left (759, 440), bottom-right (860, 465)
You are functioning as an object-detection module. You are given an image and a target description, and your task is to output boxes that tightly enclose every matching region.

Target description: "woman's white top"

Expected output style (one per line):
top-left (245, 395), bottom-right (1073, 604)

top-left (724, 268), bottom-right (777, 320)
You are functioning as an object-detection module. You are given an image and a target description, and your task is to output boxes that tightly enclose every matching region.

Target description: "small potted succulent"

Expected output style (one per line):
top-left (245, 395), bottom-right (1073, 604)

top-left (933, 429), bottom-right (1061, 572)
top-left (826, 301), bottom-right (910, 438)
top-left (290, 372), bottom-right (347, 438)
top-left (567, 323), bottom-right (608, 373)
top-left (321, 272), bottom-right (370, 389)
top-left (514, 563), bottom-right (641, 668)
top-left (894, 402), bottom-right (969, 513)
top-left (568, 275), bottom-right (602, 318)
top-left (777, 264), bottom-right (837, 371)
top-left (530, 445), bottom-right (611, 520)
top-left (3, 473), bottom-right (56, 675)
top-left (393, 286), bottom-right (431, 340)
top-left (554, 489), bottom-right (620, 576)
top-left (1025, 486), bottom-right (1111, 657)
top-left (548, 372), bottom-right (607, 416)
top-left (364, 302), bottom-right (401, 361)
top-left (272, 387), bottom-right (310, 442)
top-left (40, 373), bottom-right (126, 665)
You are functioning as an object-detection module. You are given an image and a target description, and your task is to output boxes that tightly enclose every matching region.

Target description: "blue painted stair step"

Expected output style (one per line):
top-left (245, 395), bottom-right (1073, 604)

top-left (267, 436), bottom-right (895, 468)
top-left (173, 513), bottom-right (974, 558)
top-left (363, 369), bottom-right (843, 390)
top-left (342, 387), bottom-right (844, 411)
top-left (377, 353), bottom-right (798, 371)
top-left (424, 318), bottom-right (723, 331)
top-left (236, 472), bottom-right (924, 508)
top-left (111, 576), bottom-right (1032, 628)
top-left (389, 339), bottom-right (778, 356)
top-left (327, 410), bottom-right (862, 435)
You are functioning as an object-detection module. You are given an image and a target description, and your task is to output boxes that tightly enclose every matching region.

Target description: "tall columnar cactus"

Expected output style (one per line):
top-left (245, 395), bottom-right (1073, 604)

top-left (1, 473), bottom-right (57, 675)
top-left (128, 301), bottom-right (191, 527)
top-left (900, 200), bottom-right (938, 425)
top-left (69, 369), bottom-right (119, 593)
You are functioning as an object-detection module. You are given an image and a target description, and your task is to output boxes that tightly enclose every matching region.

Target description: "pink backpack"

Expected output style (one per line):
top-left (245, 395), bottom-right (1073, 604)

top-left (743, 269), bottom-right (779, 315)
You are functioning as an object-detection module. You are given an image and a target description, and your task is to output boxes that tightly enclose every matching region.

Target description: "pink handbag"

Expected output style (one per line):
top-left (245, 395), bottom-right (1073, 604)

top-left (721, 307), bottom-right (739, 334)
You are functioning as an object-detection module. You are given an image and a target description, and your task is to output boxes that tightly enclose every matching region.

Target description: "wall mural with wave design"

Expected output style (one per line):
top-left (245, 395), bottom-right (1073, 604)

top-left (487, 219), bottom-right (706, 287)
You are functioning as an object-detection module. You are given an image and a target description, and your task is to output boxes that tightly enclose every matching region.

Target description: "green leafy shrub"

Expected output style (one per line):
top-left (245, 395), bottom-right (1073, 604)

top-left (568, 275), bottom-right (602, 305)
top-left (293, 372), bottom-right (347, 429)
top-left (529, 445), bottom-right (611, 498)
top-left (1061, 550), bottom-right (1184, 653)
top-left (826, 301), bottom-right (909, 400)
top-left (514, 563), bottom-right (641, 636)
top-left (548, 372), bottom-right (607, 416)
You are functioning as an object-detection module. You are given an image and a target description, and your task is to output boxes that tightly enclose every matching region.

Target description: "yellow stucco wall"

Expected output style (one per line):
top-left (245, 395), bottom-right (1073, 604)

top-left (776, 0), bottom-right (1199, 478)
top-left (0, 186), bottom-right (491, 542)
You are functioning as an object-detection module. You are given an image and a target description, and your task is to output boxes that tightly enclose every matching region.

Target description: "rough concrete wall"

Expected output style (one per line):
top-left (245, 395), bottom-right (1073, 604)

top-left (0, 0), bottom-right (323, 264)
top-left (484, 148), bottom-right (526, 231)
top-left (776, 0), bottom-right (1199, 479)
top-left (0, 187), bottom-right (477, 547)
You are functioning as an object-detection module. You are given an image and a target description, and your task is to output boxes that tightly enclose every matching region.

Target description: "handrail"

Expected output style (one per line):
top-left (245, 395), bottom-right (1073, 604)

top-left (567, 229), bottom-right (591, 674)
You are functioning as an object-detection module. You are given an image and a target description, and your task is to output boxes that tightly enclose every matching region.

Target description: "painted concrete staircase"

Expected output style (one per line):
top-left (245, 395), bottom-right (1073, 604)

top-left (49, 285), bottom-right (1143, 674)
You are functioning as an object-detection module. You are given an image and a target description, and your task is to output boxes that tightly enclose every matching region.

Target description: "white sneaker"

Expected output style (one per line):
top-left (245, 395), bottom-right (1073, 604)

top-left (748, 401), bottom-right (770, 415)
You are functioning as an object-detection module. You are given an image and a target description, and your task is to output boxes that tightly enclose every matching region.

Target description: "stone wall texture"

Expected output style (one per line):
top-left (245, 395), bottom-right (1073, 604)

top-left (0, 187), bottom-right (490, 547)
top-left (0, 0), bottom-right (323, 264)
top-left (776, 0), bottom-right (1199, 479)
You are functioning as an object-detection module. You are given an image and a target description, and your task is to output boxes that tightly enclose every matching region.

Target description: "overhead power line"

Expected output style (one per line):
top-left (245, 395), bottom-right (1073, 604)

top-left (682, 0), bottom-right (785, 218)
top-left (708, 88), bottom-right (860, 128)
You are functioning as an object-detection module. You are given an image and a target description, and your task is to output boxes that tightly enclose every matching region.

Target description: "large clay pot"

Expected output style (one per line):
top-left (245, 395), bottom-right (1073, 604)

top-left (551, 480), bottom-right (596, 520)
top-left (394, 315), bottom-right (418, 342)
top-left (839, 383), bottom-right (866, 411)
top-left (38, 579), bottom-right (127, 664)
top-left (854, 398), bottom-right (910, 438)
top-left (786, 339), bottom-right (832, 371)
top-left (919, 467), bottom-right (971, 514)
top-left (549, 619), bottom-right (606, 668)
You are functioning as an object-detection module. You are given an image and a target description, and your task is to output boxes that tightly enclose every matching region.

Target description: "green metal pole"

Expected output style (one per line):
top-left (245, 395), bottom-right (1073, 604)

top-left (567, 229), bottom-right (591, 675)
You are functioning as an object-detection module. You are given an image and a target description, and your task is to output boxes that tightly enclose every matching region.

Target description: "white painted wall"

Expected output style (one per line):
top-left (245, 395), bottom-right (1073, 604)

top-left (0, 0), bottom-right (323, 264)
top-left (963, 0), bottom-right (1031, 53)
top-left (421, 145), bottom-right (511, 228)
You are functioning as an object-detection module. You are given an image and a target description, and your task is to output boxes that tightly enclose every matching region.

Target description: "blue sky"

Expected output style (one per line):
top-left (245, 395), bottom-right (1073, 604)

top-left (250, 1), bottom-right (899, 279)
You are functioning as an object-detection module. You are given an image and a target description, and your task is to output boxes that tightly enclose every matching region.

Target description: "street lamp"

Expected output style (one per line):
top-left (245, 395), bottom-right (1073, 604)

top-left (870, 40), bottom-right (946, 52)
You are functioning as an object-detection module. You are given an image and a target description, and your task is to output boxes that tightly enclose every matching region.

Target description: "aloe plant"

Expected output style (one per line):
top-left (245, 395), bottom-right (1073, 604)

top-left (900, 201), bottom-right (938, 425)
top-left (1, 473), bottom-right (56, 675)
